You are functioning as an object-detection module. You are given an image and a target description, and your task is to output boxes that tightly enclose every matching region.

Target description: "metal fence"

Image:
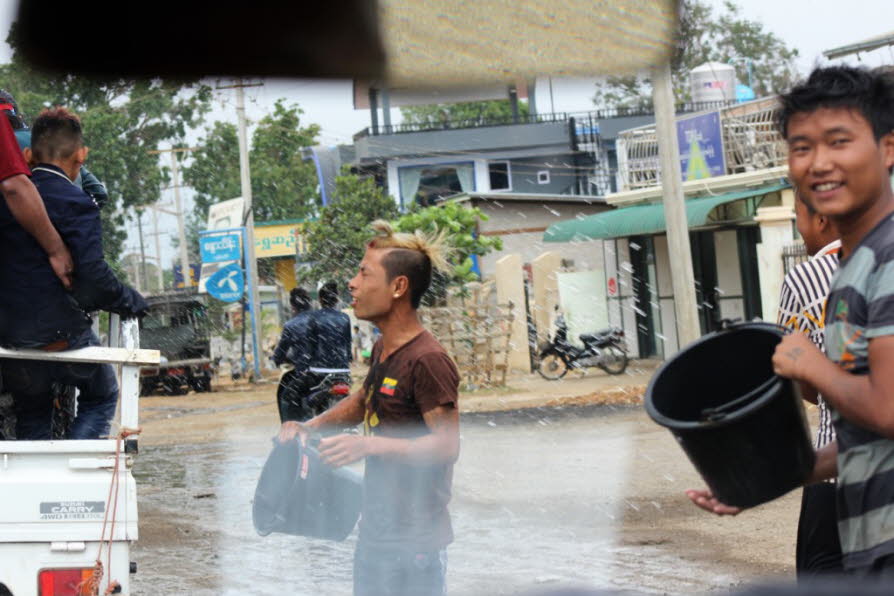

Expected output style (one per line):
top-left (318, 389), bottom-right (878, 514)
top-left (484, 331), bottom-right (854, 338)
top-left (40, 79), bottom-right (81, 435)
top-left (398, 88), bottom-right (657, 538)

top-left (354, 100), bottom-right (740, 138)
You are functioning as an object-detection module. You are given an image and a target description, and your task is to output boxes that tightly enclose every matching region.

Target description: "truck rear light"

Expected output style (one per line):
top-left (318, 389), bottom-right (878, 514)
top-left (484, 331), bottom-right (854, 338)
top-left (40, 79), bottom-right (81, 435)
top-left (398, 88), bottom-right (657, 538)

top-left (330, 383), bottom-right (351, 396)
top-left (38, 568), bottom-right (94, 596)
top-left (166, 368), bottom-right (185, 376)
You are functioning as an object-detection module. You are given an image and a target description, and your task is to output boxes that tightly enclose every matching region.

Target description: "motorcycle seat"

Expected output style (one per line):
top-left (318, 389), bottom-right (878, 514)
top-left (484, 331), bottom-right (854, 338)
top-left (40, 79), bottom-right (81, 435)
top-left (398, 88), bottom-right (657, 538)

top-left (579, 328), bottom-right (614, 342)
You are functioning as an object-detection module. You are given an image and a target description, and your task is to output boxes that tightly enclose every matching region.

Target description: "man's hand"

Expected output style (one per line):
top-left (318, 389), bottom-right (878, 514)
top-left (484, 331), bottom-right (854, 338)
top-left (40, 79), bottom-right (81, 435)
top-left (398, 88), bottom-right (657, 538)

top-left (48, 246), bottom-right (75, 290)
top-left (685, 489), bottom-right (742, 516)
top-left (278, 420), bottom-right (309, 445)
top-left (318, 433), bottom-right (371, 467)
top-left (772, 332), bottom-right (824, 381)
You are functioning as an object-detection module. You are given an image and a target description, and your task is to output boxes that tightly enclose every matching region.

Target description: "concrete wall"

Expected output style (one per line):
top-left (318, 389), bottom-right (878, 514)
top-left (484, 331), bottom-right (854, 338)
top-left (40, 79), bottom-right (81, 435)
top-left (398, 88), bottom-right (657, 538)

top-left (714, 230), bottom-right (746, 322)
top-left (531, 252), bottom-right (562, 347)
top-left (494, 254), bottom-right (531, 372)
top-left (475, 199), bottom-right (609, 278)
top-left (652, 235), bottom-right (679, 357)
top-left (755, 206), bottom-right (796, 324)
top-left (356, 120), bottom-right (571, 161)
top-left (505, 154), bottom-right (582, 195)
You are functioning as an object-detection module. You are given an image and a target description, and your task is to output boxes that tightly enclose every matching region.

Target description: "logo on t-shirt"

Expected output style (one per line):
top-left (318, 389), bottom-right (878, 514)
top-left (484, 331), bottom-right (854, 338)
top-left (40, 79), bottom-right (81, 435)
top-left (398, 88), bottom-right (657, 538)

top-left (380, 377), bottom-right (398, 396)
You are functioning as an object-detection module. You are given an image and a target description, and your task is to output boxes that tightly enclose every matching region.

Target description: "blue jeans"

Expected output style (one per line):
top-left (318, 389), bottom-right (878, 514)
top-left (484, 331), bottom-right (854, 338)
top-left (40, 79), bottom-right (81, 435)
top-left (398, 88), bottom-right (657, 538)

top-left (353, 542), bottom-right (447, 596)
top-left (1, 330), bottom-right (118, 440)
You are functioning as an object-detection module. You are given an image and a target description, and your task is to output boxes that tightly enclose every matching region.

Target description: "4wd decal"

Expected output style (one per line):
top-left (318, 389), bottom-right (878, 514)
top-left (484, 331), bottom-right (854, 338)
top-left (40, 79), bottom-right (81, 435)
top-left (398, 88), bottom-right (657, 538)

top-left (39, 501), bottom-right (105, 521)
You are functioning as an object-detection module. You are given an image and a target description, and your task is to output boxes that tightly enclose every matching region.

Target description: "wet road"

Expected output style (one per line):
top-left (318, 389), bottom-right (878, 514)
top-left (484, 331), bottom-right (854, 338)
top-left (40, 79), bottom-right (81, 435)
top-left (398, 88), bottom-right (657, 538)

top-left (132, 401), bottom-right (797, 595)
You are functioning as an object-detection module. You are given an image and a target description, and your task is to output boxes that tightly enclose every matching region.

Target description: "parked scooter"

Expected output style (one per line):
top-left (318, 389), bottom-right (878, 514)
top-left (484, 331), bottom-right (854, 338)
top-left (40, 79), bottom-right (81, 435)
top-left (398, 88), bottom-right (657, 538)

top-left (538, 312), bottom-right (628, 379)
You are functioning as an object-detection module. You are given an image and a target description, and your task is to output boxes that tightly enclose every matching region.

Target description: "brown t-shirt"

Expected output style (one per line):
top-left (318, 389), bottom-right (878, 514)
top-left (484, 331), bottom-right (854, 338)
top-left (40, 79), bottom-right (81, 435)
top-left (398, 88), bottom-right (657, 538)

top-left (359, 329), bottom-right (460, 550)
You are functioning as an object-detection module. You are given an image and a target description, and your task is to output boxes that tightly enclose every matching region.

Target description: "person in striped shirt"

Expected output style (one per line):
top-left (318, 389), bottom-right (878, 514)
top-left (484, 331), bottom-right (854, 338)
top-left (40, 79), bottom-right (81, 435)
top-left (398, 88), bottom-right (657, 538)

top-left (777, 193), bottom-right (842, 577)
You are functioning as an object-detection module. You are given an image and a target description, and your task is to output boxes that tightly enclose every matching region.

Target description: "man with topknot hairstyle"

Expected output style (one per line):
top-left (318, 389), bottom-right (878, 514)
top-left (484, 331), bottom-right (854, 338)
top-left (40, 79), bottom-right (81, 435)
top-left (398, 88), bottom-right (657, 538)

top-left (280, 220), bottom-right (460, 596)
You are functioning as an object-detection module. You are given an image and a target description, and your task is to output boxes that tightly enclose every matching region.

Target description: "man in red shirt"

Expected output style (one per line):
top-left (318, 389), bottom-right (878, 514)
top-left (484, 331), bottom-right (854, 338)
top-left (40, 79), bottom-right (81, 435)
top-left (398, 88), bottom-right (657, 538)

top-left (0, 108), bottom-right (73, 289)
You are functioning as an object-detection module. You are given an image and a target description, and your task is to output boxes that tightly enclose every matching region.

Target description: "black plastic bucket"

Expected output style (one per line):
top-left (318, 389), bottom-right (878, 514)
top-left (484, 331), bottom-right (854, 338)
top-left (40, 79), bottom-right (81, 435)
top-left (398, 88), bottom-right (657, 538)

top-left (644, 322), bottom-right (815, 508)
top-left (253, 438), bottom-right (362, 541)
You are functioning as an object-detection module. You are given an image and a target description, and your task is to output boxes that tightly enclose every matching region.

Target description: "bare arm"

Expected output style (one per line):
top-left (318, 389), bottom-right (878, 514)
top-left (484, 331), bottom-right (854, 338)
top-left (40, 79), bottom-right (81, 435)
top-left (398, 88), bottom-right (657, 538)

top-left (277, 387), bottom-right (366, 443)
top-left (773, 333), bottom-right (894, 437)
top-left (318, 404), bottom-right (460, 468)
top-left (686, 442), bottom-right (838, 516)
top-left (1, 173), bottom-right (74, 289)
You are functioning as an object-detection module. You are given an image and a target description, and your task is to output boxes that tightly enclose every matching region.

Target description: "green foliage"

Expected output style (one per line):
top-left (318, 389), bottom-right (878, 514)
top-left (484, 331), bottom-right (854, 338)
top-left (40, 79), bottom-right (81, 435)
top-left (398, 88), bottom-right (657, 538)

top-left (593, 0), bottom-right (799, 107)
top-left (1, 29), bottom-right (212, 267)
top-left (300, 171), bottom-right (399, 285)
top-left (183, 99), bottom-right (321, 222)
top-left (400, 99), bottom-right (530, 127)
top-left (392, 202), bottom-right (502, 284)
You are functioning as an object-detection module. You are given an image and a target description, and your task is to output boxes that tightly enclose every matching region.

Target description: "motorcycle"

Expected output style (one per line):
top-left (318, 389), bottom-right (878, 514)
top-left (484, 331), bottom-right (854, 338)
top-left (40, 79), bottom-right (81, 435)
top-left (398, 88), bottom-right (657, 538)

top-left (277, 368), bottom-right (352, 423)
top-left (305, 370), bottom-right (352, 418)
top-left (538, 314), bottom-right (628, 379)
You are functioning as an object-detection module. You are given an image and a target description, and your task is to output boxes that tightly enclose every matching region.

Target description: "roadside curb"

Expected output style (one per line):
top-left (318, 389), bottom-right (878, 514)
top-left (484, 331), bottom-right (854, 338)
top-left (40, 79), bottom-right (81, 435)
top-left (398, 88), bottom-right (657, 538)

top-left (460, 383), bottom-right (647, 414)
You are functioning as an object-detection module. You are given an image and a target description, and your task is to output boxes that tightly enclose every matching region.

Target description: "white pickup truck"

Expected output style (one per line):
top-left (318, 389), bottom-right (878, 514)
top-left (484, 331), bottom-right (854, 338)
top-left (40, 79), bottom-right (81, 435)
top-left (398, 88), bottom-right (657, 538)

top-left (0, 319), bottom-right (159, 596)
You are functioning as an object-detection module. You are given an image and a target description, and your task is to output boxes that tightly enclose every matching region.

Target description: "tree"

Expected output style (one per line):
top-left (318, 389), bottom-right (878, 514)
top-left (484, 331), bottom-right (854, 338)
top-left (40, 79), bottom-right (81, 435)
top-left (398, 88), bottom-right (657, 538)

top-left (592, 0), bottom-right (799, 108)
top-left (1, 27), bottom-right (212, 266)
top-left (300, 171), bottom-right (399, 285)
top-left (401, 99), bottom-right (530, 127)
top-left (183, 100), bottom-right (321, 223)
top-left (392, 202), bottom-right (502, 284)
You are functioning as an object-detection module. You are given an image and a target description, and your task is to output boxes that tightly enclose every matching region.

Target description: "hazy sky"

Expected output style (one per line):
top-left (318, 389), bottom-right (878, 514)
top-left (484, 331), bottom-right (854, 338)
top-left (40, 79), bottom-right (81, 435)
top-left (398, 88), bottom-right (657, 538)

top-left (1, 0), bottom-right (892, 269)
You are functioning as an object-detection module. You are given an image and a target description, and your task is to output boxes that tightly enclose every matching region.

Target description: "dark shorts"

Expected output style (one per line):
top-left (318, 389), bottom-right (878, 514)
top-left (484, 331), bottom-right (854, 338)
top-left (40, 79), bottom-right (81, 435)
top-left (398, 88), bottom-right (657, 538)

top-left (796, 482), bottom-right (843, 578)
top-left (353, 543), bottom-right (446, 596)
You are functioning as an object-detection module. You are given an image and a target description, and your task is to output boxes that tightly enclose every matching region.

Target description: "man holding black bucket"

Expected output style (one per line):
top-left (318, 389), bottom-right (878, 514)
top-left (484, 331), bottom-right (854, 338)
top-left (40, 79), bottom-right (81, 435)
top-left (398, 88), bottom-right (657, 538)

top-left (279, 220), bottom-right (460, 596)
top-left (688, 65), bottom-right (894, 578)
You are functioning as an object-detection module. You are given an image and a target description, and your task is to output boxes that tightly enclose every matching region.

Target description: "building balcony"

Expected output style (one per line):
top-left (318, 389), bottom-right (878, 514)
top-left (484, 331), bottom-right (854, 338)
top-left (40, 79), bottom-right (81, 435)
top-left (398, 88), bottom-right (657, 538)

top-left (614, 97), bottom-right (785, 193)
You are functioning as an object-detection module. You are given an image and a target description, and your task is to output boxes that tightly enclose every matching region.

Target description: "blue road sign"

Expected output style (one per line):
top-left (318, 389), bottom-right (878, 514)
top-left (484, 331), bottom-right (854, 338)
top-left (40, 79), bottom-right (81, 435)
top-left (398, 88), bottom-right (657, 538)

top-left (200, 231), bottom-right (242, 263)
top-left (206, 262), bottom-right (244, 302)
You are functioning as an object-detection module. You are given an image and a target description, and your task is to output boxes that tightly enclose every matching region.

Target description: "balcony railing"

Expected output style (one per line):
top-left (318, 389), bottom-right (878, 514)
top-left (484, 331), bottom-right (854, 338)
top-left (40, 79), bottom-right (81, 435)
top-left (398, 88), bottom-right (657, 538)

top-left (353, 100), bottom-right (739, 140)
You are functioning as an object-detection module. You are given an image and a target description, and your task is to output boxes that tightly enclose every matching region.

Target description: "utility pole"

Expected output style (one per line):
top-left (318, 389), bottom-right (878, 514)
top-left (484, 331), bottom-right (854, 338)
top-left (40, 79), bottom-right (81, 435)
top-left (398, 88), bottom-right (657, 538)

top-left (135, 208), bottom-right (148, 292)
top-left (651, 62), bottom-right (701, 346)
top-left (150, 206), bottom-right (165, 291)
top-left (148, 147), bottom-right (199, 291)
top-left (219, 77), bottom-right (264, 379)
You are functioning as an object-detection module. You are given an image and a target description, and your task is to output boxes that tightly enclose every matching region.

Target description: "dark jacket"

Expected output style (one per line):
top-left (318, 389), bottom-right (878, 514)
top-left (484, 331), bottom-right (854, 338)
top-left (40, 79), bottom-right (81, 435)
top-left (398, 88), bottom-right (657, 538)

top-left (307, 307), bottom-right (351, 370)
top-left (272, 307), bottom-right (351, 372)
top-left (0, 163), bottom-right (147, 348)
top-left (273, 310), bottom-right (313, 371)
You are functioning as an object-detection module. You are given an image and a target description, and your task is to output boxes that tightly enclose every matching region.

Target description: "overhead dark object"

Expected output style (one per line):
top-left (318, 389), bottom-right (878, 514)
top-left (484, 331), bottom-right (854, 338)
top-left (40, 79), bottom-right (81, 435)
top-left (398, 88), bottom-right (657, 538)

top-left (13, 0), bottom-right (676, 84)
top-left (13, 0), bottom-right (386, 79)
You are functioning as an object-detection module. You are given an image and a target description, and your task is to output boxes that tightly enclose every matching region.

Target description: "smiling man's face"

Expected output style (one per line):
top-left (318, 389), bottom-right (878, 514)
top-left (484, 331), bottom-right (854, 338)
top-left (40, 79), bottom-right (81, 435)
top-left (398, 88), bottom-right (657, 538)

top-left (787, 107), bottom-right (894, 221)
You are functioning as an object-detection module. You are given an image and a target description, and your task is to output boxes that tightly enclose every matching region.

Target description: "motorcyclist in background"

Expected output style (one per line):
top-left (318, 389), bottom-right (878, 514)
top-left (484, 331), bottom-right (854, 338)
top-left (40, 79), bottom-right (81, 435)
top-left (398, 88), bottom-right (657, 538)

top-left (274, 288), bottom-right (314, 422)
top-left (274, 281), bottom-right (351, 422)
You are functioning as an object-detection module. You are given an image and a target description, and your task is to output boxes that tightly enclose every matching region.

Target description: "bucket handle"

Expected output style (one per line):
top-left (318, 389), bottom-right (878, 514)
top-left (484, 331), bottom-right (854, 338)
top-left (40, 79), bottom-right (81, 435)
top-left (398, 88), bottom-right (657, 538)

top-left (718, 318), bottom-right (791, 336)
top-left (700, 321), bottom-right (791, 422)
top-left (699, 376), bottom-right (776, 422)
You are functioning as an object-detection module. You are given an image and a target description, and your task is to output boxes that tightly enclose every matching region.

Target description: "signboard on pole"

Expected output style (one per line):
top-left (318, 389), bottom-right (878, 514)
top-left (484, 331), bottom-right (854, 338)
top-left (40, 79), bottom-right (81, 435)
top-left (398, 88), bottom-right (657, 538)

top-left (172, 263), bottom-right (200, 289)
top-left (206, 262), bottom-right (244, 303)
top-left (254, 222), bottom-right (308, 258)
top-left (676, 112), bottom-right (725, 181)
top-left (200, 231), bottom-right (242, 263)
top-left (206, 198), bottom-right (245, 230)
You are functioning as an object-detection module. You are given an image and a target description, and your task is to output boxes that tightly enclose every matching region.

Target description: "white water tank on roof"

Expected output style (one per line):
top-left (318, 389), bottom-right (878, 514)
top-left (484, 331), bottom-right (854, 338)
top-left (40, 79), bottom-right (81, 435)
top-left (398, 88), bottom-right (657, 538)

top-left (691, 62), bottom-right (737, 103)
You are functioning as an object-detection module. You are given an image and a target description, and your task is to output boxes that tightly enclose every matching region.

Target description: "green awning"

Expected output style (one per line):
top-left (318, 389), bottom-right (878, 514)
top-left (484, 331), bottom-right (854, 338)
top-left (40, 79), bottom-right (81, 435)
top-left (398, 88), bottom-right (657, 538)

top-left (543, 182), bottom-right (790, 242)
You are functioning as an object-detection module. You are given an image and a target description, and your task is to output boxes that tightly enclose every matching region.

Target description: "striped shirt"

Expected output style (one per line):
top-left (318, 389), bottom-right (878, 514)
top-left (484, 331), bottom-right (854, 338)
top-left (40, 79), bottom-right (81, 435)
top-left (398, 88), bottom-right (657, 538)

top-left (777, 240), bottom-right (840, 449)
top-left (824, 213), bottom-right (894, 571)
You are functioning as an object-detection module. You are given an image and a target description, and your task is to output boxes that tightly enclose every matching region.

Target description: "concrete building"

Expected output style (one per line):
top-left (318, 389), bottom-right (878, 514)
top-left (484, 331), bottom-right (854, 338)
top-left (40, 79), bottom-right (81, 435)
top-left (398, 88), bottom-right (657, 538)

top-left (544, 98), bottom-right (796, 360)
